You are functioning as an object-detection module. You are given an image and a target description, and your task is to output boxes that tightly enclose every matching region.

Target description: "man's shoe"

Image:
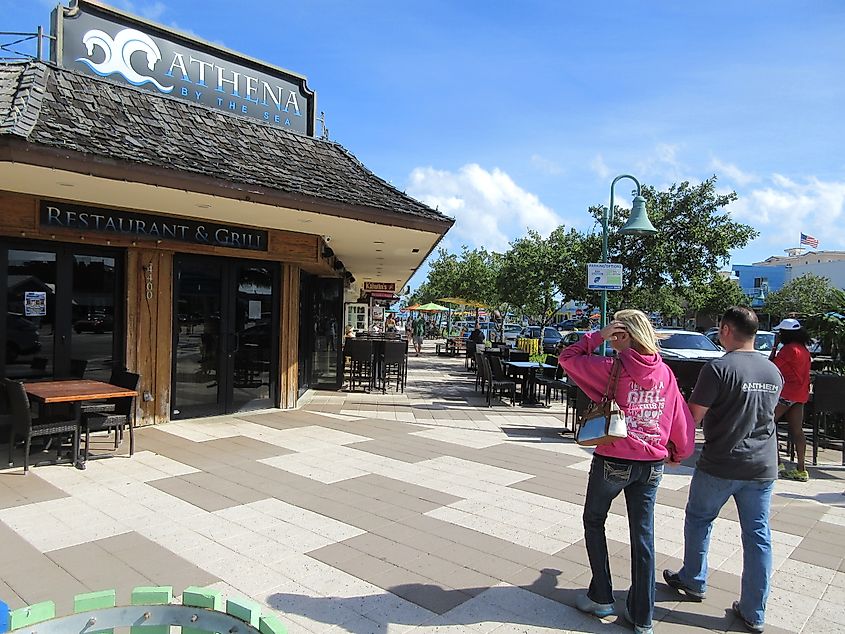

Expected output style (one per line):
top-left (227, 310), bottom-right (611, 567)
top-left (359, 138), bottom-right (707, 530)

top-left (732, 600), bottom-right (764, 632)
top-left (575, 593), bottom-right (614, 618)
top-left (622, 605), bottom-right (654, 634)
top-left (783, 469), bottom-right (809, 482)
top-left (663, 569), bottom-right (705, 602)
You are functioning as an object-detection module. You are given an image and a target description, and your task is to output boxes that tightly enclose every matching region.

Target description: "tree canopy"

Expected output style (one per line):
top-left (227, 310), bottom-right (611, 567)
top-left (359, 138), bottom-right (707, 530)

top-left (408, 176), bottom-right (759, 322)
top-left (763, 273), bottom-right (845, 320)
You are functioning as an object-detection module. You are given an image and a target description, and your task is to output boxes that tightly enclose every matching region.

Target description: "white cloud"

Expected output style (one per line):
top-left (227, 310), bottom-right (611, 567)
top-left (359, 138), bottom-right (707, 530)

top-left (530, 154), bottom-right (564, 175)
top-left (711, 158), bottom-right (759, 186)
top-left (590, 154), bottom-right (610, 180)
top-left (406, 164), bottom-right (562, 253)
top-left (729, 174), bottom-right (845, 250)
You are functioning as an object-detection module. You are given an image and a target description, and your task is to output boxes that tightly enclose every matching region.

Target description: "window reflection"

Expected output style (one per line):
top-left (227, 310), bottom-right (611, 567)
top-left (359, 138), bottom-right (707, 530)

top-left (71, 255), bottom-right (117, 381)
top-left (6, 250), bottom-right (55, 380)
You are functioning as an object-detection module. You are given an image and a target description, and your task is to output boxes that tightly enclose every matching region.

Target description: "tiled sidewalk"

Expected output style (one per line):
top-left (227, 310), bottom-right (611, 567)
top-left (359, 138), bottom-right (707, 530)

top-left (1, 342), bottom-right (844, 633)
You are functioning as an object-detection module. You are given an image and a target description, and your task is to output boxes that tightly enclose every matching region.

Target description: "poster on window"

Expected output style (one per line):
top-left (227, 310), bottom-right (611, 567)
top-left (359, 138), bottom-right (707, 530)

top-left (24, 291), bottom-right (47, 316)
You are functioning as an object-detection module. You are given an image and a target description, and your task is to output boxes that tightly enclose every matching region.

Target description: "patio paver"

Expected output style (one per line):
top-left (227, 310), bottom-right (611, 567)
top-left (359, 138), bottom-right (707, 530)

top-left (1, 339), bottom-right (844, 632)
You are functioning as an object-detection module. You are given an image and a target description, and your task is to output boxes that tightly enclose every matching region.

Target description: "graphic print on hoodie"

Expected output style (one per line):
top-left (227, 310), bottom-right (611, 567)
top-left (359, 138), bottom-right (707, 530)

top-left (559, 330), bottom-right (695, 462)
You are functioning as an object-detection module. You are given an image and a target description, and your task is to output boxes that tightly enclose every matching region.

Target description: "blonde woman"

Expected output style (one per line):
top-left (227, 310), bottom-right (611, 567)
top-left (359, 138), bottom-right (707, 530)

top-left (559, 309), bottom-right (695, 634)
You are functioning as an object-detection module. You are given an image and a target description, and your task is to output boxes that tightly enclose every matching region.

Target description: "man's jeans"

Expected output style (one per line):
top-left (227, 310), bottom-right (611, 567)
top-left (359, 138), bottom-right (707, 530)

top-left (678, 469), bottom-right (774, 627)
top-left (584, 454), bottom-right (663, 629)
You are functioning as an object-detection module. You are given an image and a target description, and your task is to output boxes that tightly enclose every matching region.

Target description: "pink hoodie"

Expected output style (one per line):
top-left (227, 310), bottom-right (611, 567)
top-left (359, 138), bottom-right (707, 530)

top-left (559, 330), bottom-right (695, 462)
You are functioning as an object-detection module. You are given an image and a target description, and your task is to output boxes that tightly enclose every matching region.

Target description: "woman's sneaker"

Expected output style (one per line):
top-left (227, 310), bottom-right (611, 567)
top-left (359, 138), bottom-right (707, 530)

top-left (575, 594), bottom-right (614, 618)
top-left (783, 469), bottom-right (809, 482)
top-left (662, 569), bottom-right (705, 601)
top-left (732, 600), bottom-right (764, 632)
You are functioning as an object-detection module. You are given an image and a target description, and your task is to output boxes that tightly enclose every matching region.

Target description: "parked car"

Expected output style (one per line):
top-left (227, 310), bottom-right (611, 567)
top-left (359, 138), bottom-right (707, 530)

top-left (559, 330), bottom-right (588, 349)
top-left (503, 323), bottom-right (522, 345)
top-left (74, 312), bottom-right (114, 334)
top-left (706, 329), bottom-right (777, 357)
top-left (657, 329), bottom-right (724, 360)
top-left (6, 313), bottom-right (41, 363)
top-left (519, 325), bottom-right (563, 354)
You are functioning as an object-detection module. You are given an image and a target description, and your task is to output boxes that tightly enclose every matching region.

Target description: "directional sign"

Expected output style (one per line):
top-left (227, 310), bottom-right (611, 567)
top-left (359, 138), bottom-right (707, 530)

top-left (587, 263), bottom-right (623, 291)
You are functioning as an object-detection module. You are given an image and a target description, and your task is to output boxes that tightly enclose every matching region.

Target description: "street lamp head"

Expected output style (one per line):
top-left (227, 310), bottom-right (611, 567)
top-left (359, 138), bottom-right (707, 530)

top-left (619, 195), bottom-right (657, 235)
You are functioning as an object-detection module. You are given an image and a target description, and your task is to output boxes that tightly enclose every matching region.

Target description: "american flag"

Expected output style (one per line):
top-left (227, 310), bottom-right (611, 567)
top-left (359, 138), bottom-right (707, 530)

top-left (800, 233), bottom-right (819, 249)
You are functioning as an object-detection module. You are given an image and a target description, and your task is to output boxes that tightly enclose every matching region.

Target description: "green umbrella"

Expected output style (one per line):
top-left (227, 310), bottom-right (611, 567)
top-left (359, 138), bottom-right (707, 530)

top-left (416, 302), bottom-right (449, 312)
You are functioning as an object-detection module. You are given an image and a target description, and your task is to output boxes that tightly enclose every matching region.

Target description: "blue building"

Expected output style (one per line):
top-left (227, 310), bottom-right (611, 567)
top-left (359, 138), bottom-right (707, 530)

top-left (732, 264), bottom-right (788, 308)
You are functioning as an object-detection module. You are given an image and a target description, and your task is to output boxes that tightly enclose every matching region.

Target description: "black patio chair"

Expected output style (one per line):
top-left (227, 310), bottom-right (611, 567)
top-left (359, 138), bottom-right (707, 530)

top-left (69, 358), bottom-right (88, 378)
top-left (474, 351), bottom-right (486, 393)
top-left (344, 338), bottom-right (375, 392)
top-left (4, 378), bottom-right (79, 473)
top-left (508, 350), bottom-right (530, 363)
top-left (807, 374), bottom-right (845, 466)
top-left (381, 340), bottom-right (407, 393)
top-left (484, 355), bottom-right (516, 407)
top-left (465, 340), bottom-right (477, 371)
top-left (80, 370), bottom-right (141, 459)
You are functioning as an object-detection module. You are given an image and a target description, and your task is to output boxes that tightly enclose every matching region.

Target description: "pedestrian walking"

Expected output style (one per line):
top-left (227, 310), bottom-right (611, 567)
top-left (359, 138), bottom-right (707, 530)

top-left (560, 309), bottom-right (695, 634)
top-left (769, 318), bottom-right (812, 482)
top-left (412, 315), bottom-right (425, 356)
top-left (664, 306), bottom-right (783, 633)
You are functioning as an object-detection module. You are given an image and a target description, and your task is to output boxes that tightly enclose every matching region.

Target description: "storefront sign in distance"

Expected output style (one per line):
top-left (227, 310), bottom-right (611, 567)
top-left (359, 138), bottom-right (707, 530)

top-left (40, 201), bottom-right (268, 251)
top-left (363, 282), bottom-right (396, 292)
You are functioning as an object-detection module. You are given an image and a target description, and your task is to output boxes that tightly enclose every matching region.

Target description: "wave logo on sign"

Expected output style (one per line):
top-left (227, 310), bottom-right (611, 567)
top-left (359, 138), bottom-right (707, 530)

top-left (76, 28), bottom-right (174, 93)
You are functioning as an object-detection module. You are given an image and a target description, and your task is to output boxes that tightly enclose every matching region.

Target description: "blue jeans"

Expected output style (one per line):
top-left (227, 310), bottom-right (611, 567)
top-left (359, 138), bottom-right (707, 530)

top-left (583, 454), bottom-right (663, 629)
top-left (678, 469), bottom-right (774, 627)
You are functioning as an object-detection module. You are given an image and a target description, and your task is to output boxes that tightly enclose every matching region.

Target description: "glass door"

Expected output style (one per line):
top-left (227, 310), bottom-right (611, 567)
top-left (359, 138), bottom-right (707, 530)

top-left (172, 256), bottom-right (278, 419)
top-left (2, 243), bottom-right (124, 381)
top-left (172, 258), bottom-right (224, 418)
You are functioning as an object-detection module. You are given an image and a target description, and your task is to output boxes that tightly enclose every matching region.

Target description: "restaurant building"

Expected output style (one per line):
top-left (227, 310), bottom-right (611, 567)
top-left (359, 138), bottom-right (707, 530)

top-left (0, 0), bottom-right (452, 424)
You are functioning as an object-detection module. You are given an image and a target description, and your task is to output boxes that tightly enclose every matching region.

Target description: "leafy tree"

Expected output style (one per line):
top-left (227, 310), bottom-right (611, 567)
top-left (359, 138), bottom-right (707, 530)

top-left (497, 230), bottom-right (562, 324)
top-left (686, 273), bottom-right (750, 322)
top-left (576, 177), bottom-right (758, 316)
top-left (763, 273), bottom-right (845, 320)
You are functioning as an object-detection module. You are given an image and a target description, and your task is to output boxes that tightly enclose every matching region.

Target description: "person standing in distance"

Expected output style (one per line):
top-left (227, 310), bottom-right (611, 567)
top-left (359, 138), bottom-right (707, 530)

top-left (412, 315), bottom-right (425, 356)
top-left (769, 318), bottom-right (812, 482)
top-left (664, 306), bottom-right (783, 633)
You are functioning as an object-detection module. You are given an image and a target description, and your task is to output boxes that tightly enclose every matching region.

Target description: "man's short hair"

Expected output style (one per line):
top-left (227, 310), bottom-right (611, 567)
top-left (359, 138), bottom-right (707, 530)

top-left (722, 306), bottom-right (758, 340)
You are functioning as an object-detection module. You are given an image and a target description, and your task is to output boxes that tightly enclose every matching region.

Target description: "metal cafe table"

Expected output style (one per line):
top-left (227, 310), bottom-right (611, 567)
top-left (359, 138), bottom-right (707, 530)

top-left (501, 361), bottom-right (557, 407)
top-left (23, 379), bottom-right (139, 469)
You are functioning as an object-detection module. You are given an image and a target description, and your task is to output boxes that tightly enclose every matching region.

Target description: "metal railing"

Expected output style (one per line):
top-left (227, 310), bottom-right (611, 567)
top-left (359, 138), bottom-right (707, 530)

top-left (0, 27), bottom-right (53, 62)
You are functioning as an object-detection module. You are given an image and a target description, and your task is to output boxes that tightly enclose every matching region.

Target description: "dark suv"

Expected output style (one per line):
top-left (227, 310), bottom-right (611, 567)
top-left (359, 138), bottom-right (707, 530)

top-left (519, 326), bottom-right (563, 354)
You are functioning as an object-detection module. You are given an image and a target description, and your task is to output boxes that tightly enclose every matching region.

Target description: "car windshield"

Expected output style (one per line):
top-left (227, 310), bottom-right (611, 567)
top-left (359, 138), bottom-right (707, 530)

top-left (544, 328), bottom-right (561, 338)
top-left (660, 333), bottom-right (720, 351)
top-left (504, 324), bottom-right (521, 333)
top-left (755, 333), bottom-right (776, 352)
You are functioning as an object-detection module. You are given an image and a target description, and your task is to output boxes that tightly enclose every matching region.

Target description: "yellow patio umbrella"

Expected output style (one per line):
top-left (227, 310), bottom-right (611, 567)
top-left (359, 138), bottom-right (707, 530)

top-left (416, 302), bottom-right (449, 312)
top-left (438, 297), bottom-right (488, 309)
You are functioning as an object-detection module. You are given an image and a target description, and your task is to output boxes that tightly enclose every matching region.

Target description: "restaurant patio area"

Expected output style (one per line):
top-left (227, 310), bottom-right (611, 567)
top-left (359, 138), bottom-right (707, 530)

top-left (1, 340), bottom-right (844, 633)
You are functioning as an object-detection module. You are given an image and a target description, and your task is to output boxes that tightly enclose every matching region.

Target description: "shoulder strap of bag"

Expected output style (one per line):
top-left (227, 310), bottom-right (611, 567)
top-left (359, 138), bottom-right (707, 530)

top-left (601, 358), bottom-right (622, 403)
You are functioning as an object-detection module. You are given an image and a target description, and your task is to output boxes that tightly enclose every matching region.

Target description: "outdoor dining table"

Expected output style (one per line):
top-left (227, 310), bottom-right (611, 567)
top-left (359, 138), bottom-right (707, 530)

top-left (23, 379), bottom-right (139, 469)
top-left (501, 361), bottom-right (556, 407)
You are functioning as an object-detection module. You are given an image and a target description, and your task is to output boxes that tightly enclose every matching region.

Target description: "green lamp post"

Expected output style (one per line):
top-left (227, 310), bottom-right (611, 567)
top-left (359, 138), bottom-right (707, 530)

top-left (600, 174), bottom-right (657, 354)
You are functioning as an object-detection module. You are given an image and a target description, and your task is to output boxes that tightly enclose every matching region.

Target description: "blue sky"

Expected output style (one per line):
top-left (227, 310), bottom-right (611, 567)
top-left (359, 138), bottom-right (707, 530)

top-left (6, 0), bottom-right (845, 291)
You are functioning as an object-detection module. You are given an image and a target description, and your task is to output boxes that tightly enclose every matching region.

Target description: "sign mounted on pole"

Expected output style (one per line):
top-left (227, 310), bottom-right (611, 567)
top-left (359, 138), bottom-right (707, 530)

top-left (587, 263), bottom-right (623, 291)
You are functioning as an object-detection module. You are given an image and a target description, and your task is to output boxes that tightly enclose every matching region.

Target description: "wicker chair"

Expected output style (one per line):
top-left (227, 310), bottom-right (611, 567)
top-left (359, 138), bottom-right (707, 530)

top-left (4, 379), bottom-right (79, 473)
top-left (81, 371), bottom-right (141, 458)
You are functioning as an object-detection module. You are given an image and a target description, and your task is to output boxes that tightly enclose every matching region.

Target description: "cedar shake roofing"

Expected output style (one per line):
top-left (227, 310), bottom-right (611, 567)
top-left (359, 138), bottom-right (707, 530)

top-left (0, 60), bottom-right (452, 229)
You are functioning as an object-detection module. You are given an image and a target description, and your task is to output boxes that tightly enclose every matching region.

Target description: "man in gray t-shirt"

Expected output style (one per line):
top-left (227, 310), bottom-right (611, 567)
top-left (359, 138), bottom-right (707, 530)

top-left (693, 352), bottom-right (782, 481)
top-left (664, 307), bottom-right (783, 633)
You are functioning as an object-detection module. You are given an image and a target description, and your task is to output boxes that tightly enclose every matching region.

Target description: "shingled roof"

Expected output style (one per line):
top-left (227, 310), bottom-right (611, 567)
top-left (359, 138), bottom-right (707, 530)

top-left (0, 60), bottom-right (452, 228)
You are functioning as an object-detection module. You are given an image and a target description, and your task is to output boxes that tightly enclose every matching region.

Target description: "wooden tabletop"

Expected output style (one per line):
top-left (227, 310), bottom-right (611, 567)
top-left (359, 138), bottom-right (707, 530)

top-left (23, 379), bottom-right (138, 404)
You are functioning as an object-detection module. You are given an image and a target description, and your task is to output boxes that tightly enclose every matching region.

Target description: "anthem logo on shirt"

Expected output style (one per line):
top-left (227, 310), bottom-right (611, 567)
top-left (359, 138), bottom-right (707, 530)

top-left (741, 382), bottom-right (780, 393)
